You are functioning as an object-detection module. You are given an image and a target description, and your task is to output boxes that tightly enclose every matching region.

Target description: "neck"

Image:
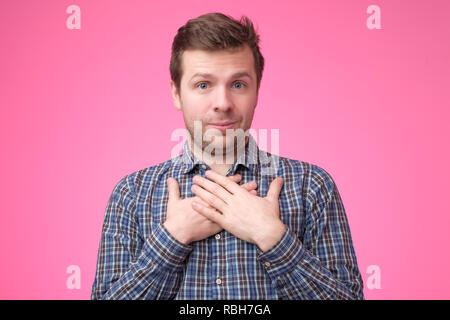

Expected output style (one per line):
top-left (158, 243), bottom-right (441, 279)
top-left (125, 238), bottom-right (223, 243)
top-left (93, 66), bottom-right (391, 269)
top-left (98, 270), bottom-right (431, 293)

top-left (189, 136), bottom-right (248, 176)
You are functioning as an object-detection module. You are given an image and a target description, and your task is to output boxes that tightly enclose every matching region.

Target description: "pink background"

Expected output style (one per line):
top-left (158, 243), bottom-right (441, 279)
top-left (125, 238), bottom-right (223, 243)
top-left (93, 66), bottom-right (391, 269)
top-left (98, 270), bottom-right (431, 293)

top-left (1, 0), bottom-right (449, 299)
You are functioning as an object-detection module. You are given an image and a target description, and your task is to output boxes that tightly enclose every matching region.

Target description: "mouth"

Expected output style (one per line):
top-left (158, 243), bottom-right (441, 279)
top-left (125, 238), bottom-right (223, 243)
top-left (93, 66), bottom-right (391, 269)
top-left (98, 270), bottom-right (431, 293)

top-left (207, 121), bottom-right (238, 132)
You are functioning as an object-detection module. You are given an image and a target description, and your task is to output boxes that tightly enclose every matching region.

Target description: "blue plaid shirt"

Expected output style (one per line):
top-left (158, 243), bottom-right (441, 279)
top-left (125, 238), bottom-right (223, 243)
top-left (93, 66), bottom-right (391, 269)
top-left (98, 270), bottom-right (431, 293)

top-left (91, 135), bottom-right (364, 299)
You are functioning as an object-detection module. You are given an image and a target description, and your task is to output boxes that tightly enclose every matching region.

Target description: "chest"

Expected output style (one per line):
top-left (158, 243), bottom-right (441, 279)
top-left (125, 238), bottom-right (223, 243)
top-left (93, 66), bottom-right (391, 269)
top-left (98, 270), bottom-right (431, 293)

top-left (140, 172), bottom-right (306, 242)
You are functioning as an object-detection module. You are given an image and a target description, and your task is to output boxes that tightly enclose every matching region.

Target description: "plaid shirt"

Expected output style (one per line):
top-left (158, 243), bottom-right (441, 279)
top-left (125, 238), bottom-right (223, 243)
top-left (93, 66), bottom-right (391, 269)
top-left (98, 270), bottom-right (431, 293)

top-left (91, 135), bottom-right (364, 299)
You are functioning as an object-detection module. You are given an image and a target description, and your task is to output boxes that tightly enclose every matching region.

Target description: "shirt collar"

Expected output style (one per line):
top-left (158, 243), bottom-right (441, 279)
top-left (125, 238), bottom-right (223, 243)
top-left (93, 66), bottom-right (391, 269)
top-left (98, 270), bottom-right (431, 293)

top-left (179, 134), bottom-right (260, 175)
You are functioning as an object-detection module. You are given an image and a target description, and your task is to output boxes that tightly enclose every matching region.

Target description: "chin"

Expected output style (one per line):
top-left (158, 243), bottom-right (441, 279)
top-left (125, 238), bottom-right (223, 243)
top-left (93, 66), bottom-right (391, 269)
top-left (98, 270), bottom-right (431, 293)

top-left (204, 136), bottom-right (232, 151)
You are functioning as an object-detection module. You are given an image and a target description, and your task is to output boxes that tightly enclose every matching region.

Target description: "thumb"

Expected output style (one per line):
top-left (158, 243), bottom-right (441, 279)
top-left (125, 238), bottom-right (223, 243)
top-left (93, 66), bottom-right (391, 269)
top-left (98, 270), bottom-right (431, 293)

top-left (167, 177), bottom-right (180, 202)
top-left (266, 177), bottom-right (284, 201)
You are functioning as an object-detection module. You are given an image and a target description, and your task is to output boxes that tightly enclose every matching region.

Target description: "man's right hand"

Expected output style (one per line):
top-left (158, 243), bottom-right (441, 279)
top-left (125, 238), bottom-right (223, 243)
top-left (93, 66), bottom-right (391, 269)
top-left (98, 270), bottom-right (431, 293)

top-left (163, 174), bottom-right (258, 245)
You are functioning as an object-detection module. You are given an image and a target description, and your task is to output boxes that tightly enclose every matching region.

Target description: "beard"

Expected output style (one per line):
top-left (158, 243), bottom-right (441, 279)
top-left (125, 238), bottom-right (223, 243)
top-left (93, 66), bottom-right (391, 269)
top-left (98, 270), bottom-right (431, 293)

top-left (187, 120), bottom-right (249, 165)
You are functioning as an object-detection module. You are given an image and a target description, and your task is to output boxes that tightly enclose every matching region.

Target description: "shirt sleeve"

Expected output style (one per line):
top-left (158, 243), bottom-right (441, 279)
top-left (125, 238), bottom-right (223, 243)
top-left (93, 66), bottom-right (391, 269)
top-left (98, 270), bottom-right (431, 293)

top-left (91, 174), bottom-right (192, 300)
top-left (256, 165), bottom-right (365, 300)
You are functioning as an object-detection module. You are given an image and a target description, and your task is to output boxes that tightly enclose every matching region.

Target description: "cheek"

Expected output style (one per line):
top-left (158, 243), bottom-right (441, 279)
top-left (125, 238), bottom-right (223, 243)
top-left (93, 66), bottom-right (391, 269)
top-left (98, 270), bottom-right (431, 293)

top-left (184, 93), bottom-right (211, 111)
top-left (181, 104), bottom-right (208, 131)
top-left (238, 98), bottom-right (257, 118)
top-left (180, 94), bottom-right (208, 117)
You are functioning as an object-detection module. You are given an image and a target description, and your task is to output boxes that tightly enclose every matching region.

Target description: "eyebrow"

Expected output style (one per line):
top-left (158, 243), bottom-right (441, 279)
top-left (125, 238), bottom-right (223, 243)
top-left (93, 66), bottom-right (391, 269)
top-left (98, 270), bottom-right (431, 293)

top-left (189, 72), bottom-right (253, 82)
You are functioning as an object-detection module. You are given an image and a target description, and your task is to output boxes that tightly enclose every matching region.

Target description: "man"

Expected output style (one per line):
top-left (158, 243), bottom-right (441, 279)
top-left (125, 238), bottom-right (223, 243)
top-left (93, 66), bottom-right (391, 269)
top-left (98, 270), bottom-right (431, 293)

top-left (91, 12), bottom-right (364, 300)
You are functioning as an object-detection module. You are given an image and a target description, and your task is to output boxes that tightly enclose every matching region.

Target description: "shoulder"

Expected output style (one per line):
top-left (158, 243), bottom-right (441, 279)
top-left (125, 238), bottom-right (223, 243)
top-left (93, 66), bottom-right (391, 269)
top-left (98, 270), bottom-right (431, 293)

top-left (111, 156), bottom-right (180, 197)
top-left (265, 151), bottom-right (337, 199)
top-left (264, 151), bottom-right (332, 183)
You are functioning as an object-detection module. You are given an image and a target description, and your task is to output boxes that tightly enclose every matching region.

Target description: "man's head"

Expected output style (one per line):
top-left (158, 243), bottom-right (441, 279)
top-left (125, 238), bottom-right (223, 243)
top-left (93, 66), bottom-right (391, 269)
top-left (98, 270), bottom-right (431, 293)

top-left (169, 13), bottom-right (264, 161)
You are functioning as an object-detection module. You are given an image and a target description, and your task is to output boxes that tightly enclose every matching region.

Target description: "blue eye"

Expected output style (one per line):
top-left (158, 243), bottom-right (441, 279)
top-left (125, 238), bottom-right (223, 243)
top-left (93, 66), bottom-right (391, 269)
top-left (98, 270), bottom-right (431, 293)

top-left (197, 82), bottom-right (209, 90)
top-left (233, 81), bottom-right (245, 89)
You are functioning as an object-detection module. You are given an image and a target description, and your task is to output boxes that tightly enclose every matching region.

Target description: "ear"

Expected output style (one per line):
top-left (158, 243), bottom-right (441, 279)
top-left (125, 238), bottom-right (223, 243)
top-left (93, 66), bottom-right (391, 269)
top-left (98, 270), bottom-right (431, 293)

top-left (170, 80), bottom-right (182, 111)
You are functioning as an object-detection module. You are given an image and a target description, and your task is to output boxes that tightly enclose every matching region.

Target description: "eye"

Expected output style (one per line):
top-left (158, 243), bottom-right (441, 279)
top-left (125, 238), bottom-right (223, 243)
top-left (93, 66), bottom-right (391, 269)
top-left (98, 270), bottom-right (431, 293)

top-left (197, 82), bottom-right (209, 90)
top-left (233, 81), bottom-right (246, 89)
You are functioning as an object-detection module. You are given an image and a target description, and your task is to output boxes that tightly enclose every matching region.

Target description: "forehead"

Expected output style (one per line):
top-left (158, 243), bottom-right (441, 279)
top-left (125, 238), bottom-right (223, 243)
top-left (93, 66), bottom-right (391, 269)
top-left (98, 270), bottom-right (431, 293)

top-left (181, 45), bottom-right (255, 81)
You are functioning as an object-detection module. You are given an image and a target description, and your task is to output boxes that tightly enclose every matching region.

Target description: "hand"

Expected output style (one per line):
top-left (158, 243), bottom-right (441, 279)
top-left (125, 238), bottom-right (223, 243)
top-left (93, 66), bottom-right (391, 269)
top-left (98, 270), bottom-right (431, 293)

top-left (163, 174), bottom-right (258, 245)
top-left (190, 170), bottom-right (287, 252)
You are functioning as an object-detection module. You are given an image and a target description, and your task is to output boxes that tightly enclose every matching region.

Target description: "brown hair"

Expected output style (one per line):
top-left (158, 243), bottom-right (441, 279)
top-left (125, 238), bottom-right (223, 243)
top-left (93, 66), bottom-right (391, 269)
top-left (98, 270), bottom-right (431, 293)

top-left (170, 12), bottom-right (264, 94)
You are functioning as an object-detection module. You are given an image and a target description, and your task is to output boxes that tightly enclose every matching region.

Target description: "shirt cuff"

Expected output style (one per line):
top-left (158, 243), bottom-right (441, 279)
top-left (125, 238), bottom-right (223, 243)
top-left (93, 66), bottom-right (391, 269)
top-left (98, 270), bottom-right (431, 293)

top-left (256, 228), bottom-right (305, 279)
top-left (142, 222), bottom-right (193, 272)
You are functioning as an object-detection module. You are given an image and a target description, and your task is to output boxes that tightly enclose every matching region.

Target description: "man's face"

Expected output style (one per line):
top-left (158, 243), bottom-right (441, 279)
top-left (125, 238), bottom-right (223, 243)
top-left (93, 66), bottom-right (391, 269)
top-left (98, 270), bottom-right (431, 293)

top-left (170, 45), bottom-right (258, 159)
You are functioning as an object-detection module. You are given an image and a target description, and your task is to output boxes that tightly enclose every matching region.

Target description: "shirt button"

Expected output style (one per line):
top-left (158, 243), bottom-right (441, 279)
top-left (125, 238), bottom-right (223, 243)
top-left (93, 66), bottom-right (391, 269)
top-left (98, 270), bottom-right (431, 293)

top-left (216, 278), bottom-right (222, 285)
top-left (201, 164), bottom-right (207, 170)
top-left (264, 262), bottom-right (271, 268)
top-left (215, 234), bottom-right (221, 240)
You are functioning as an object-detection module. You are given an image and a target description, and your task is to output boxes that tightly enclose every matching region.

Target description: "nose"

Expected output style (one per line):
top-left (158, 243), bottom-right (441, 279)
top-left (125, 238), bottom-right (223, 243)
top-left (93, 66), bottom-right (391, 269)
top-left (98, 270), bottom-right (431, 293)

top-left (213, 85), bottom-right (234, 112)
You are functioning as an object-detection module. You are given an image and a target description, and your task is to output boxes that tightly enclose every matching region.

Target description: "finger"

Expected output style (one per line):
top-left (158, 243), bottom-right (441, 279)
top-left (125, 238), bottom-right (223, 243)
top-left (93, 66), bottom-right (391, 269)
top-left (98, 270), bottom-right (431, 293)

top-left (228, 174), bottom-right (242, 183)
top-left (193, 175), bottom-right (232, 203)
top-left (241, 181), bottom-right (257, 191)
top-left (191, 201), bottom-right (225, 226)
top-left (250, 190), bottom-right (258, 196)
top-left (266, 177), bottom-right (284, 201)
top-left (167, 177), bottom-right (180, 202)
top-left (193, 196), bottom-right (211, 209)
top-left (204, 170), bottom-right (241, 194)
top-left (191, 184), bottom-right (227, 212)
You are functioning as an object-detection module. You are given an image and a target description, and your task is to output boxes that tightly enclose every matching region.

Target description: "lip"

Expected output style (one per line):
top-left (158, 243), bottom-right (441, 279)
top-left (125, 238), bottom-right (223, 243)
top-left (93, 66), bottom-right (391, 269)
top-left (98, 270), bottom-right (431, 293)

top-left (207, 121), bottom-right (237, 131)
